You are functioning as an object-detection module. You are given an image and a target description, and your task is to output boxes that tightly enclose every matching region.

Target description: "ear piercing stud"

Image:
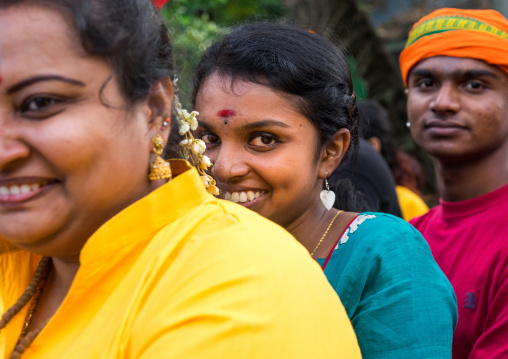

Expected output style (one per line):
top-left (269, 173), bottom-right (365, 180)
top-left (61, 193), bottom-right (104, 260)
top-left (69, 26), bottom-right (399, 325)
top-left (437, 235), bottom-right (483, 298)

top-left (160, 117), bottom-right (170, 131)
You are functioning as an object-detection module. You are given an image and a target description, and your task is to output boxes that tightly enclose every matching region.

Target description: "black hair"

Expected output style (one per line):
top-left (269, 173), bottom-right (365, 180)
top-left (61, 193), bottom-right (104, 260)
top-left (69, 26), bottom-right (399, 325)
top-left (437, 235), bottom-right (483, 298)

top-left (192, 22), bottom-right (360, 158)
top-left (357, 100), bottom-right (396, 166)
top-left (332, 178), bottom-right (376, 212)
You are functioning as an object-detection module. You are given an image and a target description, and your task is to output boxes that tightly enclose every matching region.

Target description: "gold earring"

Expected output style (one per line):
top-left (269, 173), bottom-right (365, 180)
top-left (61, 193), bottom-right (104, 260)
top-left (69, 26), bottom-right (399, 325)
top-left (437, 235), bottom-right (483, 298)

top-left (149, 134), bottom-right (172, 181)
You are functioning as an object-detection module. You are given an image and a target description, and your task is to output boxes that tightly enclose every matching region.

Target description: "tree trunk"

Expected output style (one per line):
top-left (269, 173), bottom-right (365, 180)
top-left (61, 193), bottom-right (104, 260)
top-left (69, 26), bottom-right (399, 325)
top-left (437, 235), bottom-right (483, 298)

top-left (283, 0), bottom-right (408, 139)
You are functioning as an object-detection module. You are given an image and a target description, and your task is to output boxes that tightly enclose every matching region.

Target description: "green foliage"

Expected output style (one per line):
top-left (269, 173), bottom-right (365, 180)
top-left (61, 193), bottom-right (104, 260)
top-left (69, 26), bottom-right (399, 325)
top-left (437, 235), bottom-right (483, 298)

top-left (161, 0), bottom-right (284, 107)
top-left (166, 0), bottom-right (284, 25)
top-left (162, 3), bottom-right (226, 108)
top-left (346, 57), bottom-right (368, 100)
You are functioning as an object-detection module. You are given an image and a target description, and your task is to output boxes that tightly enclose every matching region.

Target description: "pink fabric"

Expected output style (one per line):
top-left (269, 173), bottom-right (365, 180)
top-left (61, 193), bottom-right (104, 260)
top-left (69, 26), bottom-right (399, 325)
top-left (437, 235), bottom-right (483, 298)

top-left (152, 0), bottom-right (170, 10)
top-left (411, 184), bottom-right (508, 359)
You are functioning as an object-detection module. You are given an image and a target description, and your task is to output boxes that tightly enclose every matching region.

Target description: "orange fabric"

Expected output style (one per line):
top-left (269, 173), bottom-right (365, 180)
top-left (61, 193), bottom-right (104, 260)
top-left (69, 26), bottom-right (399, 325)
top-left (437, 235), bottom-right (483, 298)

top-left (399, 8), bottom-right (508, 86)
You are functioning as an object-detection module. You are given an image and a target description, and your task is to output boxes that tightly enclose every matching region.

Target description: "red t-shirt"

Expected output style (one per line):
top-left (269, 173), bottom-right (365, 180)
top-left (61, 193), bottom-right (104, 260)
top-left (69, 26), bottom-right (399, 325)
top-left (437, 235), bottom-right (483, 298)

top-left (411, 184), bottom-right (508, 359)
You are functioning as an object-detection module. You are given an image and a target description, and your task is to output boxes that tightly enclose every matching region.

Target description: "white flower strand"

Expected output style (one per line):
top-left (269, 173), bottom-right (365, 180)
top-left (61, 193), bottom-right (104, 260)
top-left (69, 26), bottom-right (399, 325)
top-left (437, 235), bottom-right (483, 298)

top-left (174, 87), bottom-right (219, 196)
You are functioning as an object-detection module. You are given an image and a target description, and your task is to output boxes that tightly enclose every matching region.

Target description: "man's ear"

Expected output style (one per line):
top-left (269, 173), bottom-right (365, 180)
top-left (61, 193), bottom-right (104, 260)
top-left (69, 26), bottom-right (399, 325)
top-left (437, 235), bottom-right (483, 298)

top-left (368, 137), bottom-right (382, 153)
top-left (318, 129), bottom-right (351, 178)
top-left (405, 88), bottom-right (409, 96)
top-left (147, 77), bottom-right (174, 134)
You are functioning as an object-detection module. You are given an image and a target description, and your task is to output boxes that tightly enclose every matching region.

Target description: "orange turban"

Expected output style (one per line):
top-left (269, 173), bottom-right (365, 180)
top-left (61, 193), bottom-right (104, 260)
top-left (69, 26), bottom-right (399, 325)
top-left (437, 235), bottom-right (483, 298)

top-left (399, 8), bottom-right (508, 86)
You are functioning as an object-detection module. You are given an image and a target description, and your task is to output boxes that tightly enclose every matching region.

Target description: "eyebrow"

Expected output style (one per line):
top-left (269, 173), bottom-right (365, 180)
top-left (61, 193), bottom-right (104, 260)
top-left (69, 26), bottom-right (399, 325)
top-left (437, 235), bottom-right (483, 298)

top-left (198, 118), bottom-right (290, 131)
top-left (409, 68), bottom-right (499, 80)
top-left (460, 69), bottom-right (500, 79)
top-left (7, 75), bottom-right (85, 94)
top-left (408, 69), bottom-right (433, 79)
top-left (240, 119), bottom-right (290, 131)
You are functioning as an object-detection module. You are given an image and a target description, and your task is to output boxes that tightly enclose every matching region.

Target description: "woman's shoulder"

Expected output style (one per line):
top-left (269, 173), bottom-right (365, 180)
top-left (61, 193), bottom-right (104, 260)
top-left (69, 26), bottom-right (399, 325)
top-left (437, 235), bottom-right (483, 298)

top-left (154, 197), bottom-right (314, 274)
top-left (337, 212), bottom-right (425, 251)
top-left (326, 211), bottom-right (456, 320)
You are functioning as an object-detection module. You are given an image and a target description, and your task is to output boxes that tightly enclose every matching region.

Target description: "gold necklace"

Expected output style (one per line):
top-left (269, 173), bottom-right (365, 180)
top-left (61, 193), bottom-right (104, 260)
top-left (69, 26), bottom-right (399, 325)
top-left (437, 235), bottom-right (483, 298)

top-left (311, 210), bottom-right (343, 257)
top-left (18, 279), bottom-right (46, 340)
top-left (17, 259), bottom-right (50, 342)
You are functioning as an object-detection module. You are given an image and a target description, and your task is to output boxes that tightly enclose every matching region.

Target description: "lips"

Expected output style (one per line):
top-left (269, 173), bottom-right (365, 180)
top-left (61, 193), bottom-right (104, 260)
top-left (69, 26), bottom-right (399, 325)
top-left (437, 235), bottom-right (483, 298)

top-left (0, 179), bottom-right (56, 204)
top-left (424, 120), bottom-right (466, 135)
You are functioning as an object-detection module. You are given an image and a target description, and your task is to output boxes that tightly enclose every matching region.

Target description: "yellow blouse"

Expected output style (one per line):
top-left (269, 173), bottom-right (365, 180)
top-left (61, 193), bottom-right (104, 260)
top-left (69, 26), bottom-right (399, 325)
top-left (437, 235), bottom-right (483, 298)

top-left (396, 185), bottom-right (429, 222)
top-left (0, 160), bottom-right (360, 358)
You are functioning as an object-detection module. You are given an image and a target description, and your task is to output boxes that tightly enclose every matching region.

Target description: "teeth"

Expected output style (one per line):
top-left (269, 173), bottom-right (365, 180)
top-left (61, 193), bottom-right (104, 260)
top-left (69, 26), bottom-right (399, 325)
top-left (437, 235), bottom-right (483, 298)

top-left (0, 182), bottom-right (45, 196)
top-left (221, 190), bottom-right (262, 203)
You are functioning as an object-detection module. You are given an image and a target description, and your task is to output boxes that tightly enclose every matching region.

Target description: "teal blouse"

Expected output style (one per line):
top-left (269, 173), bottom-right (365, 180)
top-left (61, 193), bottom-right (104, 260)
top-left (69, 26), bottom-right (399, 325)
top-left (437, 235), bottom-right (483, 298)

top-left (316, 212), bottom-right (457, 359)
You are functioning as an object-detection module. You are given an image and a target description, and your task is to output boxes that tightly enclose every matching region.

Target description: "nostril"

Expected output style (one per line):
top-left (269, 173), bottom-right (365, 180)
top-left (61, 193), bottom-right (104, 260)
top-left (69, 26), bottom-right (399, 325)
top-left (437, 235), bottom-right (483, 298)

top-left (211, 159), bottom-right (249, 183)
top-left (0, 138), bottom-right (31, 171)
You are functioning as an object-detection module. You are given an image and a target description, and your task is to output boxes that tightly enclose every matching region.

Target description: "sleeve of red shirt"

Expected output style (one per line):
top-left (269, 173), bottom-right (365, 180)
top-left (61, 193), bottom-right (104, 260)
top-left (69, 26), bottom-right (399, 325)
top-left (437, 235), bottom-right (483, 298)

top-left (469, 255), bottom-right (508, 358)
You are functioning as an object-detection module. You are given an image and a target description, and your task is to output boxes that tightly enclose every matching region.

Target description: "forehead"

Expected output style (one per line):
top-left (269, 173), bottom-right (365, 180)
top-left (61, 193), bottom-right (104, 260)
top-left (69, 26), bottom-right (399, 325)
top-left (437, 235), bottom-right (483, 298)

top-left (408, 56), bottom-right (508, 80)
top-left (195, 74), bottom-right (319, 135)
top-left (196, 73), bottom-right (300, 114)
top-left (0, 5), bottom-right (84, 73)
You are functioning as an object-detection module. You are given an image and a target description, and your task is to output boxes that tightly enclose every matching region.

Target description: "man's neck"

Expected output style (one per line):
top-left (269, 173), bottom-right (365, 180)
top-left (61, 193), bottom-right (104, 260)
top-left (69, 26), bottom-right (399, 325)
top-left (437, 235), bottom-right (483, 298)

top-left (435, 150), bottom-right (508, 202)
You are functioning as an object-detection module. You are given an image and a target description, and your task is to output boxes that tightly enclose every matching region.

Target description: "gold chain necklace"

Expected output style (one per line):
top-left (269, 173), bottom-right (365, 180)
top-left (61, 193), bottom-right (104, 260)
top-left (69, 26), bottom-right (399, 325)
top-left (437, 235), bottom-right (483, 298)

top-left (18, 279), bottom-right (47, 340)
top-left (17, 259), bottom-right (50, 343)
top-left (310, 210), bottom-right (343, 257)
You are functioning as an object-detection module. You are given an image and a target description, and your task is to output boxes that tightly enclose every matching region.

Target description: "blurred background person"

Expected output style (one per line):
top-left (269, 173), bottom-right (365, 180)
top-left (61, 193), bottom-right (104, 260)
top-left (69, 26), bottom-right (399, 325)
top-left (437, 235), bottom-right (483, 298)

top-left (358, 100), bottom-right (429, 220)
top-left (329, 138), bottom-right (403, 216)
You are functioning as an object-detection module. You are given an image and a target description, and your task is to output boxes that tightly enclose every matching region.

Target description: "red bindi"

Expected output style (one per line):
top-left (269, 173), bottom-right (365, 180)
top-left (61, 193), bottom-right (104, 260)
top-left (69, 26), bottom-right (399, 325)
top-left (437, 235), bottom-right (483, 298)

top-left (217, 109), bottom-right (236, 118)
top-left (0, 76), bottom-right (2, 85)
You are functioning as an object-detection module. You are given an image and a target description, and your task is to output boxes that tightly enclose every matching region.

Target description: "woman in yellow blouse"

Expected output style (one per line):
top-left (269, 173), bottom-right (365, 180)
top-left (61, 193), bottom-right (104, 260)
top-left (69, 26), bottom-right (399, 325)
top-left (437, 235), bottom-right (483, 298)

top-left (0, 0), bottom-right (361, 357)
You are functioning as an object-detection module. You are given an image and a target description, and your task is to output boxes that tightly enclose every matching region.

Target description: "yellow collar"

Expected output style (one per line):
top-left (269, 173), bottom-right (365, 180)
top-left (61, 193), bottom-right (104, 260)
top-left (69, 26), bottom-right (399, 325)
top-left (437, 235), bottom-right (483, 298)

top-left (80, 160), bottom-right (210, 265)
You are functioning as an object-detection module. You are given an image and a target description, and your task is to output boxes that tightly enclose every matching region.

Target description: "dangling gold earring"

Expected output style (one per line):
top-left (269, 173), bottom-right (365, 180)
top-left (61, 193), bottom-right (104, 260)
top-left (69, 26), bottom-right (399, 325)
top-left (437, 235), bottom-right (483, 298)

top-left (149, 134), bottom-right (172, 181)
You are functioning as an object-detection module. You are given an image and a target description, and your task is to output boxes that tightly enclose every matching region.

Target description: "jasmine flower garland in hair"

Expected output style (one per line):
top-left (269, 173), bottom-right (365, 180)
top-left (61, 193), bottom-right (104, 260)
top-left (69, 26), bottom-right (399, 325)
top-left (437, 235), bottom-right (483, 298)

top-left (174, 80), bottom-right (219, 196)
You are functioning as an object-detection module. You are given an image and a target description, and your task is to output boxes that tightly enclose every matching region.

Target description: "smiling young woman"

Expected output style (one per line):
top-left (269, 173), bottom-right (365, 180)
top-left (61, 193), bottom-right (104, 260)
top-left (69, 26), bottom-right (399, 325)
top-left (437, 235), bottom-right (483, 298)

top-left (0, 1), bottom-right (361, 358)
top-left (193, 22), bottom-right (458, 358)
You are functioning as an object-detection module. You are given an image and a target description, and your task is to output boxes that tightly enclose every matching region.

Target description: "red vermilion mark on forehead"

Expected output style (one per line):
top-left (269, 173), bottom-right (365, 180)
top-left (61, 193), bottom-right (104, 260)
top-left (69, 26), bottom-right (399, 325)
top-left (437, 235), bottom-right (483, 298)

top-left (217, 109), bottom-right (236, 118)
top-left (0, 76), bottom-right (2, 85)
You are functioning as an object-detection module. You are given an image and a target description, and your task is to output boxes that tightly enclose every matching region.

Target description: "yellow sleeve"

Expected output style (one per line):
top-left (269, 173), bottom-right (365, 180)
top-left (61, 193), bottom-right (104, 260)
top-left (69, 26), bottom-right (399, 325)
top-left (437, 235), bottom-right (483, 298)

top-left (130, 213), bottom-right (361, 358)
top-left (396, 185), bottom-right (429, 222)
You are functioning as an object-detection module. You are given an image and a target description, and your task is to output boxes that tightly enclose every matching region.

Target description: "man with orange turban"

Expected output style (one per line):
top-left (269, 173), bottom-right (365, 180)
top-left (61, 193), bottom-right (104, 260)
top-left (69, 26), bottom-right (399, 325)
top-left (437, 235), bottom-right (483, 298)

top-left (400, 8), bottom-right (508, 359)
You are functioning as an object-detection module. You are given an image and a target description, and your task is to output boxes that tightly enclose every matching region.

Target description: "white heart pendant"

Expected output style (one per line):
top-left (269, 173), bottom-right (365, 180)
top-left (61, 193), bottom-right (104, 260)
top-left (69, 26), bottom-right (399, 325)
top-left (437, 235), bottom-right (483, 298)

top-left (320, 190), bottom-right (336, 210)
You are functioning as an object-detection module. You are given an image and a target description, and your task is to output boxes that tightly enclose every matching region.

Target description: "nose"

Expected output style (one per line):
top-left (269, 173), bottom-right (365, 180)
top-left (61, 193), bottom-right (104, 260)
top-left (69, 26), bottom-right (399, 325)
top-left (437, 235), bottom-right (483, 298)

top-left (0, 126), bottom-right (30, 172)
top-left (430, 83), bottom-right (460, 116)
top-left (210, 145), bottom-right (250, 183)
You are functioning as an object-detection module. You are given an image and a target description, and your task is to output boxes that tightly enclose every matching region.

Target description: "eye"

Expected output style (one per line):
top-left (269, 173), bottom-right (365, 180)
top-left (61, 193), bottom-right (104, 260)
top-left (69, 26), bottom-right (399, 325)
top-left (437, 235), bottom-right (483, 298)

top-left (24, 96), bottom-right (60, 111)
top-left (249, 133), bottom-right (279, 148)
top-left (416, 78), bottom-right (435, 88)
top-left (464, 80), bottom-right (485, 91)
top-left (20, 95), bottom-right (65, 118)
top-left (198, 131), bottom-right (220, 147)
